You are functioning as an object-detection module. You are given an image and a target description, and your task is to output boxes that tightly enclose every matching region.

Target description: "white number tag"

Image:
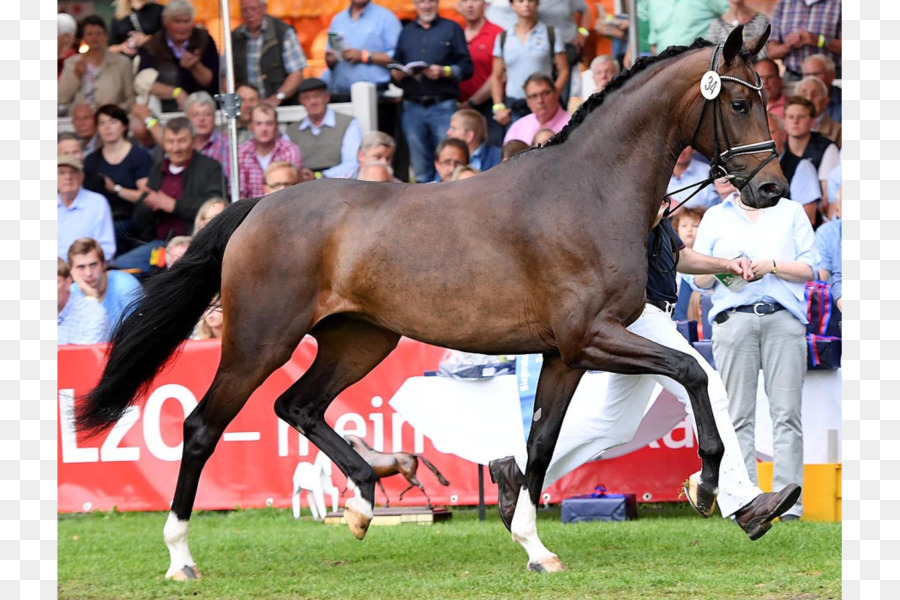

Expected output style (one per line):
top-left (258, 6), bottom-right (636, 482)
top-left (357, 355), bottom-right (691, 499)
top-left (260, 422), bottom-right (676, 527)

top-left (700, 71), bottom-right (721, 100)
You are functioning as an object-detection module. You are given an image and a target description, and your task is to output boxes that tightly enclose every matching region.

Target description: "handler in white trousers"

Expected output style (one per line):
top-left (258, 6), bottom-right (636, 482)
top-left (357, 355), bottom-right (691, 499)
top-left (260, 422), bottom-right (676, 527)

top-left (491, 198), bottom-right (801, 542)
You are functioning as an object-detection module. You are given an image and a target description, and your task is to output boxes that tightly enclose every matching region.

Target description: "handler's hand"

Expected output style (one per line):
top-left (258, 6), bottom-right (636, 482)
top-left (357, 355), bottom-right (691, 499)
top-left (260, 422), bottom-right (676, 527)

top-left (729, 256), bottom-right (753, 280)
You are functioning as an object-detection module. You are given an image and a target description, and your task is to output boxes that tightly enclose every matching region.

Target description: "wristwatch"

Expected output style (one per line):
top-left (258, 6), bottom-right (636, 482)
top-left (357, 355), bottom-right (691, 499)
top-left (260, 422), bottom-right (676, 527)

top-left (275, 91), bottom-right (286, 102)
top-left (114, 184), bottom-right (122, 194)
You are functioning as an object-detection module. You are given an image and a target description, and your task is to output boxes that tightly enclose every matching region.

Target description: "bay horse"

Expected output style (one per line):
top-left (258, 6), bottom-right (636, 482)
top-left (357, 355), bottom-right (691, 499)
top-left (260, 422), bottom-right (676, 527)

top-left (343, 435), bottom-right (450, 508)
top-left (77, 26), bottom-right (785, 579)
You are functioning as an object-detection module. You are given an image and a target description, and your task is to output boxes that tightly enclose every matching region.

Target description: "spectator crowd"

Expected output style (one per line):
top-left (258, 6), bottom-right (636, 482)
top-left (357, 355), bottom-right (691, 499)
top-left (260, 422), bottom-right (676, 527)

top-left (58, 0), bottom-right (841, 521)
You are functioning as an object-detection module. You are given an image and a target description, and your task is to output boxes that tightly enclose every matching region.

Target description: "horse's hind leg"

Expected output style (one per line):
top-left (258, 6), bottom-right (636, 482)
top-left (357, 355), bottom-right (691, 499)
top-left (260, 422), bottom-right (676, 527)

top-left (509, 354), bottom-right (585, 573)
top-left (164, 328), bottom-right (305, 580)
top-left (563, 318), bottom-right (725, 511)
top-left (273, 316), bottom-right (400, 540)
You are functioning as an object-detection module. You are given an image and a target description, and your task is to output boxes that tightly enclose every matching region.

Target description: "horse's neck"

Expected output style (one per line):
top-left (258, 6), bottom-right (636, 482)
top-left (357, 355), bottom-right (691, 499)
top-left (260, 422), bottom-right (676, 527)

top-left (562, 63), bottom-right (700, 219)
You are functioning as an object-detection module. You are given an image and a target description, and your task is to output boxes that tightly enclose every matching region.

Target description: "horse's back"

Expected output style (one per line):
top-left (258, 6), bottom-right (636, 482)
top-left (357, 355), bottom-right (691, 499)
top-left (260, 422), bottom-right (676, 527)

top-left (223, 177), bottom-right (559, 351)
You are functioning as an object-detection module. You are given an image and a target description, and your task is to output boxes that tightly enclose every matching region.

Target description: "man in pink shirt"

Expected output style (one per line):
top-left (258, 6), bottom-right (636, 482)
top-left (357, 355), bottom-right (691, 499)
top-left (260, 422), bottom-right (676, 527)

top-left (503, 74), bottom-right (570, 146)
top-left (237, 103), bottom-right (303, 198)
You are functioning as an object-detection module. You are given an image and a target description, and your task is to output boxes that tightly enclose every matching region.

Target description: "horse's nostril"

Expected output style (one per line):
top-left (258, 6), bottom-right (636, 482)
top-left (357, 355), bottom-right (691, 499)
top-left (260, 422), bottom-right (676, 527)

top-left (760, 182), bottom-right (782, 198)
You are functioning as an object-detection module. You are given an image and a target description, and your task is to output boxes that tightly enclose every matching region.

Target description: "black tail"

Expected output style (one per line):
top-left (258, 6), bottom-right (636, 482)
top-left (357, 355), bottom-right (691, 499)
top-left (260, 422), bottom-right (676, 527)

top-left (418, 456), bottom-right (450, 486)
top-left (75, 197), bottom-right (263, 437)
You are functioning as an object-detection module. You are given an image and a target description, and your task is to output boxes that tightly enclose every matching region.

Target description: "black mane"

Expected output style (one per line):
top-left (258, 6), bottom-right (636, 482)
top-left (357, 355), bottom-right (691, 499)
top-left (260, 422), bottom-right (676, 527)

top-left (545, 38), bottom-right (745, 148)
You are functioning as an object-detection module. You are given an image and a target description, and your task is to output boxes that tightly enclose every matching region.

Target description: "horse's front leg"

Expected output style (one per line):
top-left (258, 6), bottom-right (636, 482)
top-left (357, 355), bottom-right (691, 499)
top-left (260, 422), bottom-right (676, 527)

top-left (512, 354), bottom-right (586, 573)
top-left (561, 317), bottom-right (725, 513)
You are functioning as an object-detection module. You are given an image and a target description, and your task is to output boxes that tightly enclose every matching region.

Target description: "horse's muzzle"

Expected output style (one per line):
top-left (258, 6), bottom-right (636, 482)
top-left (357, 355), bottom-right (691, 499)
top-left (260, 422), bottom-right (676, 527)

top-left (746, 176), bottom-right (788, 208)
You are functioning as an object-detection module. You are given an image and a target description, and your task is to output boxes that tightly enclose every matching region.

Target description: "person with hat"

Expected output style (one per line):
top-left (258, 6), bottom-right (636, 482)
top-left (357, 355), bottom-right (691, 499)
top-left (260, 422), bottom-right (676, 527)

top-left (230, 0), bottom-right (308, 106)
top-left (58, 154), bottom-right (116, 261)
top-left (286, 78), bottom-right (362, 180)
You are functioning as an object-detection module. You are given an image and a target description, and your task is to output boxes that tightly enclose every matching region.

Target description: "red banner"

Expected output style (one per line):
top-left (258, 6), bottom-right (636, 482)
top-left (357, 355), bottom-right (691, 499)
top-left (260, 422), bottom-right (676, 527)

top-left (58, 339), bottom-right (700, 513)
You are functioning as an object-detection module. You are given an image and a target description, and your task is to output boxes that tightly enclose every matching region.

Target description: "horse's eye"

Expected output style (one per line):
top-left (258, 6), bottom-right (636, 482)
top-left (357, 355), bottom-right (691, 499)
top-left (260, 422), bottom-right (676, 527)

top-left (731, 101), bottom-right (749, 114)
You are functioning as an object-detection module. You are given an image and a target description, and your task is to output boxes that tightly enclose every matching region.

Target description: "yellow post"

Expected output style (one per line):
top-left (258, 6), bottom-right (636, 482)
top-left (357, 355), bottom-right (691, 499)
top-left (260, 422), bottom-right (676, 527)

top-left (756, 462), bottom-right (841, 522)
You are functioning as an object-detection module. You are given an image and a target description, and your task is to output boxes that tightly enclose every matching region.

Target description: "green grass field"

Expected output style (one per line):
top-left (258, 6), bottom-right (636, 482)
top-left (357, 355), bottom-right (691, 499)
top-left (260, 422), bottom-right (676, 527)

top-left (59, 504), bottom-right (840, 600)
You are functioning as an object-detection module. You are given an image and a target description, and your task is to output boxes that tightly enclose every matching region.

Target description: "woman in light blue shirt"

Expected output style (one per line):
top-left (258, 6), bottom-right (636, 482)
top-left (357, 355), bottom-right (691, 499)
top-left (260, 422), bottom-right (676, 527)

top-left (490, 0), bottom-right (568, 126)
top-left (692, 183), bottom-right (817, 522)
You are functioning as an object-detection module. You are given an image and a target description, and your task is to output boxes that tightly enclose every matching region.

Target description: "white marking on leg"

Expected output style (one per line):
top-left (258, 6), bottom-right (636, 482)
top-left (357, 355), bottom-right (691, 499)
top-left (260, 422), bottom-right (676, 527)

top-left (509, 488), bottom-right (555, 565)
top-left (164, 512), bottom-right (196, 579)
top-left (345, 495), bottom-right (373, 520)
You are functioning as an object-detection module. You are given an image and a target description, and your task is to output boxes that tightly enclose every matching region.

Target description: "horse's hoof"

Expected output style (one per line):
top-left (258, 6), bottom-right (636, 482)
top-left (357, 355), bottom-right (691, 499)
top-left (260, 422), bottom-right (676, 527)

top-left (344, 497), bottom-right (373, 540)
top-left (527, 556), bottom-right (567, 573)
top-left (166, 565), bottom-right (201, 581)
top-left (683, 472), bottom-right (718, 518)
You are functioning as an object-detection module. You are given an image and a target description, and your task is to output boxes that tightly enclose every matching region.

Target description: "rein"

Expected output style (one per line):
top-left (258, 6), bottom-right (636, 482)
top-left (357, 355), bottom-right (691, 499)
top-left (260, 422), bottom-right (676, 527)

top-left (665, 44), bottom-right (778, 218)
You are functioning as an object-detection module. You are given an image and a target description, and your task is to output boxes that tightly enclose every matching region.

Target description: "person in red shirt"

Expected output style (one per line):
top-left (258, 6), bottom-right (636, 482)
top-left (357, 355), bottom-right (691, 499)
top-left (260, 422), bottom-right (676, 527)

top-left (457, 0), bottom-right (505, 146)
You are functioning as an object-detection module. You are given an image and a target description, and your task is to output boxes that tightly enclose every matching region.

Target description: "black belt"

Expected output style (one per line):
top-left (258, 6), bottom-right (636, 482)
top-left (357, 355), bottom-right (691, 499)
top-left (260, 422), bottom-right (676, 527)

top-left (714, 302), bottom-right (786, 324)
top-left (407, 95), bottom-right (455, 107)
top-left (647, 299), bottom-right (676, 315)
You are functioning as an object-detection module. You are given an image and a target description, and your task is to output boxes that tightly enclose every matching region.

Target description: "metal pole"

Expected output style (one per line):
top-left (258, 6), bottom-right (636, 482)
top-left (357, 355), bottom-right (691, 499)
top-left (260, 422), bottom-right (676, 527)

top-left (627, 0), bottom-right (639, 68)
top-left (218, 0), bottom-right (241, 204)
top-left (477, 464), bottom-right (485, 521)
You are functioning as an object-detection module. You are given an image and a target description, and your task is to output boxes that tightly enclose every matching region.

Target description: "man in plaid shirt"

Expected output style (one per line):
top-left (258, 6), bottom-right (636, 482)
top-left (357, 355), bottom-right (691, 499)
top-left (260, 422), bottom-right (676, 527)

top-left (231, 0), bottom-right (308, 106)
top-left (767, 0), bottom-right (842, 82)
top-left (238, 104), bottom-right (303, 198)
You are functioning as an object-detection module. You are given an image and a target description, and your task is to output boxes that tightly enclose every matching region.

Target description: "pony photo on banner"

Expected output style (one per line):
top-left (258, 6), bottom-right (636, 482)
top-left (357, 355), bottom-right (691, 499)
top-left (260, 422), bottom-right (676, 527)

top-left (76, 25), bottom-right (786, 579)
top-left (344, 435), bottom-right (450, 509)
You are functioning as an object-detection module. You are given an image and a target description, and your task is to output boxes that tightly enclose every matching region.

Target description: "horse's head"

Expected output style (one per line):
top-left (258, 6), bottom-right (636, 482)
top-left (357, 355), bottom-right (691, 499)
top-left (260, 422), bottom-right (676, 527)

top-left (689, 25), bottom-right (787, 209)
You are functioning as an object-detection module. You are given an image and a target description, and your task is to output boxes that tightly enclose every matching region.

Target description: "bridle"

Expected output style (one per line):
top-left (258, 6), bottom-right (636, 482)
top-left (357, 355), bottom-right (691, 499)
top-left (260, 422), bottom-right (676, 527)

top-left (665, 43), bottom-right (779, 217)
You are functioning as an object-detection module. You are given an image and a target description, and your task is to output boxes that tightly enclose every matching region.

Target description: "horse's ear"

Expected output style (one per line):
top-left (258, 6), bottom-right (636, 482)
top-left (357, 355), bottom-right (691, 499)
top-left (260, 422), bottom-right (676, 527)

top-left (722, 24), bottom-right (744, 65)
top-left (745, 25), bottom-right (771, 59)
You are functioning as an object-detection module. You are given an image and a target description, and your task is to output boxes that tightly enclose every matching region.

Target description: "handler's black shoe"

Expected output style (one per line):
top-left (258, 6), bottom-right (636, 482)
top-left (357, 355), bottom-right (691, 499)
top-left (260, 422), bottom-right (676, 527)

top-left (489, 456), bottom-right (524, 532)
top-left (733, 484), bottom-right (801, 541)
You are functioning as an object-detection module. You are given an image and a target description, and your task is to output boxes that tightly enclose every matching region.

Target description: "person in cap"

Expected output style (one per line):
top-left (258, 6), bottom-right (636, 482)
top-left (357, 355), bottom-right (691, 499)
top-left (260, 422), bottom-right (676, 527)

top-left (287, 78), bottom-right (362, 179)
top-left (57, 154), bottom-right (116, 261)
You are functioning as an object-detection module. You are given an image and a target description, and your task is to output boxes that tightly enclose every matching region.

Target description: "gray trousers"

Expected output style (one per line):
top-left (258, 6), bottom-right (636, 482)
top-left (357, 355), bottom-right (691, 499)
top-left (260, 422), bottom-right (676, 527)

top-left (712, 309), bottom-right (807, 516)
